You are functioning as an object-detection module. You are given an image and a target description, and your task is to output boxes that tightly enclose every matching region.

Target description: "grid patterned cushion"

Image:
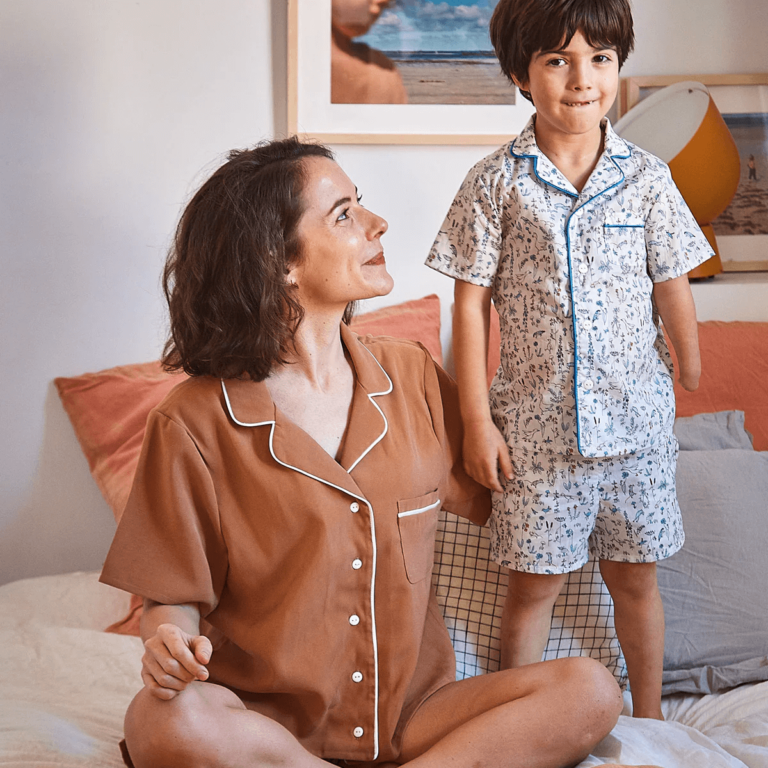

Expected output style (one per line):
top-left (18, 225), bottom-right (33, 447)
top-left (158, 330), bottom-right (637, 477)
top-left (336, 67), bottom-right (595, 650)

top-left (433, 510), bottom-right (628, 688)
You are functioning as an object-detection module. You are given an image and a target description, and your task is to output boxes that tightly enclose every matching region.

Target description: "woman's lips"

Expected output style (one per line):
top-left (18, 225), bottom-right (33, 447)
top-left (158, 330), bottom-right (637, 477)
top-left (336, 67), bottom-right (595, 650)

top-left (365, 253), bottom-right (386, 266)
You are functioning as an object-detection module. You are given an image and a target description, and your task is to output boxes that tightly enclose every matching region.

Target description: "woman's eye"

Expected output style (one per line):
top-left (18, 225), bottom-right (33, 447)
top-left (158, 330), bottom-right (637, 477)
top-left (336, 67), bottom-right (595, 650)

top-left (356, 194), bottom-right (364, 206)
top-left (337, 208), bottom-right (350, 222)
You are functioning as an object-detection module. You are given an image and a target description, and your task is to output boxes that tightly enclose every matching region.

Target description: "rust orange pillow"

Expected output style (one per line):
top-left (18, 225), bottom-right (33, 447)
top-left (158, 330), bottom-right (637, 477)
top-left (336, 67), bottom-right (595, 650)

top-left (667, 321), bottom-right (768, 450)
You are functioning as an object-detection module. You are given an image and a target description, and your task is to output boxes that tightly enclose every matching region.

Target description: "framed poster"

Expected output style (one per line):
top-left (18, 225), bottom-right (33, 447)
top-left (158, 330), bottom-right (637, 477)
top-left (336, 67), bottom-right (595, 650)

top-left (287, 0), bottom-right (535, 144)
top-left (619, 74), bottom-right (768, 272)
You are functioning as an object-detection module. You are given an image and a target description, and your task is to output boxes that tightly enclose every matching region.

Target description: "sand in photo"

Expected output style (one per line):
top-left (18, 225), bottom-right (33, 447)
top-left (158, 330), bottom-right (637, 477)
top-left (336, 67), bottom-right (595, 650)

top-left (394, 57), bottom-right (516, 105)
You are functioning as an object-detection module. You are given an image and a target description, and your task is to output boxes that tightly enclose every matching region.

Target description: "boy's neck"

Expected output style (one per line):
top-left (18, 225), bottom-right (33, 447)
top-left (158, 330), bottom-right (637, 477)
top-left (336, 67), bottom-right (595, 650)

top-left (533, 118), bottom-right (606, 193)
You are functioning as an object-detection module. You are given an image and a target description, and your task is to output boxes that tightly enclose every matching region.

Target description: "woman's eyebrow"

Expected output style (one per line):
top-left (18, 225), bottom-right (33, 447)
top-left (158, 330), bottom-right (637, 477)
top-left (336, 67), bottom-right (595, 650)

top-left (327, 188), bottom-right (359, 216)
top-left (327, 196), bottom-right (352, 215)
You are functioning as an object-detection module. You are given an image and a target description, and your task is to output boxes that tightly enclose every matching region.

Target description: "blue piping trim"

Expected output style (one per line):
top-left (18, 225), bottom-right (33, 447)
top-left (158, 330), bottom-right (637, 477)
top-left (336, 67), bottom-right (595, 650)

top-left (563, 147), bottom-right (630, 455)
top-left (604, 223), bottom-right (643, 228)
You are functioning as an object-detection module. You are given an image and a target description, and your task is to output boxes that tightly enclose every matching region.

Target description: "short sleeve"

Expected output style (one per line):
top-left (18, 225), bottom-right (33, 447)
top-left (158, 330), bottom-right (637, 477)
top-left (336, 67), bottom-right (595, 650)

top-left (100, 410), bottom-right (227, 617)
top-left (422, 352), bottom-right (491, 526)
top-left (645, 165), bottom-right (715, 281)
top-left (426, 164), bottom-right (503, 288)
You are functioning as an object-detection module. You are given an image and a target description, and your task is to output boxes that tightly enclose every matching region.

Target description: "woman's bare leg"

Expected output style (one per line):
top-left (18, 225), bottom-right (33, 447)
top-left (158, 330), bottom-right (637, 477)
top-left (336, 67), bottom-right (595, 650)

top-left (399, 656), bottom-right (623, 768)
top-left (501, 570), bottom-right (568, 669)
top-left (123, 682), bottom-right (332, 768)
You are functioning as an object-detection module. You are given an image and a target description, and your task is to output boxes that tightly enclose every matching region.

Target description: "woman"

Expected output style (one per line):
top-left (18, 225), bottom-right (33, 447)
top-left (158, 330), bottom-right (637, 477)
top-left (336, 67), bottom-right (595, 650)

top-left (100, 137), bottom-right (628, 768)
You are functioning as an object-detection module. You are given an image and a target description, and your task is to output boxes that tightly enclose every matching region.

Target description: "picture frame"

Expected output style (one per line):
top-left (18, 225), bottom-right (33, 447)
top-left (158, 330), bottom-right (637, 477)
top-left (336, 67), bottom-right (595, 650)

top-left (287, 0), bottom-right (535, 145)
top-left (618, 74), bottom-right (768, 272)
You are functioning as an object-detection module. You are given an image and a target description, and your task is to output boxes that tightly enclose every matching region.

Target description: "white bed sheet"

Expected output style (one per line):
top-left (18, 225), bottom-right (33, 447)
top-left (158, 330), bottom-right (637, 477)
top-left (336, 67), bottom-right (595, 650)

top-left (1, 572), bottom-right (767, 768)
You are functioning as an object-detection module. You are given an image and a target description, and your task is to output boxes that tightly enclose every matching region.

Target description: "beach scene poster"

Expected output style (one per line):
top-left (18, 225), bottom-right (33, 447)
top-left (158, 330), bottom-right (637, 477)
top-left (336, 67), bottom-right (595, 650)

top-left (713, 113), bottom-right (768, 237)
top-left (331, 0), bottom-right (515, 105)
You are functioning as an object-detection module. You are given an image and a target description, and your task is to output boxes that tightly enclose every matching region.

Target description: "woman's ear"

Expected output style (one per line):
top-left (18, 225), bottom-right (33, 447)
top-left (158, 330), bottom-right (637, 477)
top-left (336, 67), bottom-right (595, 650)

top-left (285, 262), bottom-right (299, 288)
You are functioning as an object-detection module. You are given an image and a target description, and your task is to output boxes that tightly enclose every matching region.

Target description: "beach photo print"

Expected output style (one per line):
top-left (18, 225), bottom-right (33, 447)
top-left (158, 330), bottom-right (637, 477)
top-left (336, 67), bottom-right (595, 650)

top-left (287, 0), bottom-right (535, 143)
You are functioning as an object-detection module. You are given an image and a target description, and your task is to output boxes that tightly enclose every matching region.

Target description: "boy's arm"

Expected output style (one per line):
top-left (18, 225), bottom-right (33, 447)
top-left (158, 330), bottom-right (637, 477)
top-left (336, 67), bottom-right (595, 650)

top-left (453, 280), bottom-right (513, 492)
top-left (652, 274), bottom-right (701, 392)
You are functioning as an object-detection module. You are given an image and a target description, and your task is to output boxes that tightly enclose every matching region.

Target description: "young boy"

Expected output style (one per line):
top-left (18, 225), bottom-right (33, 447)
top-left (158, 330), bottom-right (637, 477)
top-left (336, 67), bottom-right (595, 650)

top-left (426, 0), bottom-right (713, 719)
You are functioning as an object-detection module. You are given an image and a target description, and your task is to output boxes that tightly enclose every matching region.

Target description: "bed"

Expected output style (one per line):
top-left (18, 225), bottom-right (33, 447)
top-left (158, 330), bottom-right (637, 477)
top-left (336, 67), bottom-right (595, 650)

top-left (2, 295), bottom-right (767, 767)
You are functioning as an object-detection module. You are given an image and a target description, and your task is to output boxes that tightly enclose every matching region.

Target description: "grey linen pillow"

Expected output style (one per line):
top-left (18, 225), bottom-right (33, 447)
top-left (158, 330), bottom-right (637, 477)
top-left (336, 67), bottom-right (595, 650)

top-left (673, 410), bottom-right (753, 451)
top-left (659, 449), bottom-right (768, 695)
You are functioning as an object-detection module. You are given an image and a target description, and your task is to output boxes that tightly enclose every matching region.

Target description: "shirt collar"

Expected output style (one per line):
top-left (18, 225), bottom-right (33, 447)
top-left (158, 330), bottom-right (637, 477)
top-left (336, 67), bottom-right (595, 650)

top-left (510, 116), bottom-right (632, 198)
top-left (220, 323), bottom-right (393, 491)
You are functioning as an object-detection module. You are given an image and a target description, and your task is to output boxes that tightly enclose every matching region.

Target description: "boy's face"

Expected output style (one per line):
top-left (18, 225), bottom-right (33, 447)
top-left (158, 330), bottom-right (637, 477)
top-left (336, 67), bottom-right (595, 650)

top-left (514, 30), bottom-right (619, 144)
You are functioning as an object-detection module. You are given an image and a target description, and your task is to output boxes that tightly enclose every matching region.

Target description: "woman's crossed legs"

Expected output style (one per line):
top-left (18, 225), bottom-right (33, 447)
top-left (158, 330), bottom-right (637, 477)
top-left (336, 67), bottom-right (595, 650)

top-left (122, 655), bottom-right (642, 768)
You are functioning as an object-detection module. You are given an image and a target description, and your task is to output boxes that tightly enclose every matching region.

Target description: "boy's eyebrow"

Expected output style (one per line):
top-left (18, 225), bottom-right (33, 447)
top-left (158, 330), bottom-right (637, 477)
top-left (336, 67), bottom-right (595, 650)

top-left (534, 43), bottom-right (616, 57)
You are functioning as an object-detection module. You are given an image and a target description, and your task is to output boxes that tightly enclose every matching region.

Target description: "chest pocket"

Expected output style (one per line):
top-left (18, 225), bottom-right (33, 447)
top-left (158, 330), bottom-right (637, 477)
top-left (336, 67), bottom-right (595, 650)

top-left (601, 223), bottom-right (647, 278)
top-left (397, 491), bottom-right (440, 584)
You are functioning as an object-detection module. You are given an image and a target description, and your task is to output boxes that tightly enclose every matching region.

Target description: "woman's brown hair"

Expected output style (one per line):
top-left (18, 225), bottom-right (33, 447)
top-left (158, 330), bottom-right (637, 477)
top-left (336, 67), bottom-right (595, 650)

top-left (490, 0), bottom-right (634, 103)
top-left (161, 137), bottom-right (341, 381)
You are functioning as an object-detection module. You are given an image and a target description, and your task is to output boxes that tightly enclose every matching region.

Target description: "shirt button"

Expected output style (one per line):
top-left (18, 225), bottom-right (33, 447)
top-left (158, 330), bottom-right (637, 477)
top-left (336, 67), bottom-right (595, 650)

top-left (349, 614), bottom-right (360, 626)
top-left (352, 559), bottom-right (363, 570)
top-left (352, 671), bottom-right (363, 683)
top-left (583, 379), bottom-right (594, 390)
top-left (353, 726), bottom-right (364, 738)
top-left (349, 502), bottom-right (360, 513)
top-left (578, 263), bottom-right (588, 274)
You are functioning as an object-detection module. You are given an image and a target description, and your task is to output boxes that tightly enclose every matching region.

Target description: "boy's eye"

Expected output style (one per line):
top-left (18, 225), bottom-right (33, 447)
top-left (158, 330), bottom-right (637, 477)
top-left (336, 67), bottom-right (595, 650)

top-left (594, 53), bottom-right (613, 63)
top-left (546, 56), bottom-right (566, 67)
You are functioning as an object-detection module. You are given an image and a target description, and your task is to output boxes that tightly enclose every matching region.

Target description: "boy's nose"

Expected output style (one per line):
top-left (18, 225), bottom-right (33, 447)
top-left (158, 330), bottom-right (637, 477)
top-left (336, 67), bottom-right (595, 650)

top-left (570, 62), bottom-right (593, 91)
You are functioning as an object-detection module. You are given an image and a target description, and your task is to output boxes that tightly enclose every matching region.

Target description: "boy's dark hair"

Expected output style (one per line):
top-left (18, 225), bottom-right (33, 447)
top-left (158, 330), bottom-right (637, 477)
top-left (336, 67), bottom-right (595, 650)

top-left (162, 136), bottom-right (347, 382)
top-left (490, 0), bottom-right (634, 102)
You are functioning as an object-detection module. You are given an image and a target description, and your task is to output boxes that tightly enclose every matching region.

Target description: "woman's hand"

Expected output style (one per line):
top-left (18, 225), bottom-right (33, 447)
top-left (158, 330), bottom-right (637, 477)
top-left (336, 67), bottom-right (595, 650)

top-left (141, 623), bottom-right (212, 700)
top-left (462, 418), bottom-right (513, 493)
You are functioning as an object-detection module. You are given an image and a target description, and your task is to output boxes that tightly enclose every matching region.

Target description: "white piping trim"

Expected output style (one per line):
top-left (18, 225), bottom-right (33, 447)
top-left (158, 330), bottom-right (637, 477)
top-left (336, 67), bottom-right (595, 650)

top-left (220, 378), bottom-right (381, 759)
top-left (346, 345), bottom-right (393, 474)
top-left (220, 380), bottom-right (273, 428)
top-left (397, 499), bottom-right (441, 518)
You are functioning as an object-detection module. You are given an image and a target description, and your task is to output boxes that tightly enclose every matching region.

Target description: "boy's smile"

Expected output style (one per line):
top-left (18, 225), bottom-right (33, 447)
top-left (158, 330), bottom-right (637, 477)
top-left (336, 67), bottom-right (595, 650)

top-left (513, 30), bottom-right (619, 147)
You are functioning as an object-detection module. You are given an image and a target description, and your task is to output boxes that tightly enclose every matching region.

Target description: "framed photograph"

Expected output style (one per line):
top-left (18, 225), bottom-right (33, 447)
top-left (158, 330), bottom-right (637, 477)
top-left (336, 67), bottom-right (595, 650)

top-left (287, 0), bottom-right (535, 145)
top-left (619, 74), bottom-right (768, 272)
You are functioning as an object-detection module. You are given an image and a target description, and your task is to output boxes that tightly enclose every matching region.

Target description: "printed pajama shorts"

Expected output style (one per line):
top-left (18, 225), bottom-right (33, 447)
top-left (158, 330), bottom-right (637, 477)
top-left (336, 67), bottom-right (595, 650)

top-left (489, 436), bottom-right (684, 574)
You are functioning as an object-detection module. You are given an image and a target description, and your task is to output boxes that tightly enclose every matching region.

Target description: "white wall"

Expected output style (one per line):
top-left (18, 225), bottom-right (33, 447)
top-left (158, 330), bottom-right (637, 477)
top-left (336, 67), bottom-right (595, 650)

top-left (1, 0), bottom-right (766, 585)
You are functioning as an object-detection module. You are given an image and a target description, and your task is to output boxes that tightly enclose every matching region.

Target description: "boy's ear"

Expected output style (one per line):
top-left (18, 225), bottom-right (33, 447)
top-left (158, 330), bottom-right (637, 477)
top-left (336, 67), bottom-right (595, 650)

top-left (511, 73), bottom-right (529, 92)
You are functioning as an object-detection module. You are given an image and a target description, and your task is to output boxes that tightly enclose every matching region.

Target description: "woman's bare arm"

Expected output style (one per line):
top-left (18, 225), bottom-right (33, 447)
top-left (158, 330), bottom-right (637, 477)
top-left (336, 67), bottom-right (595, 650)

top-left (139, 600), bottom-right (212, 700)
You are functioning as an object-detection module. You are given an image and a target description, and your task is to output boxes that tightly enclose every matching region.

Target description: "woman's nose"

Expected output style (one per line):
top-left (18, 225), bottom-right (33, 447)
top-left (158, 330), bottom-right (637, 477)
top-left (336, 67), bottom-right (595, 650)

top-left (366, 208), bottom-right (388, 238)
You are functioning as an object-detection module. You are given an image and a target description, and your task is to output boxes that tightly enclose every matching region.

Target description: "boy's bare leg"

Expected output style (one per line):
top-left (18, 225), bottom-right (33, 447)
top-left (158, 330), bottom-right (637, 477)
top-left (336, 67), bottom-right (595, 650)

top-left (500, 569), bottom-right (568, 669)
top-left (123, 682), bottom-right (333, 768)
top-left (399, 656), bottom-right (622, 767)
top-left (599, 560), bottom-right (665, 720)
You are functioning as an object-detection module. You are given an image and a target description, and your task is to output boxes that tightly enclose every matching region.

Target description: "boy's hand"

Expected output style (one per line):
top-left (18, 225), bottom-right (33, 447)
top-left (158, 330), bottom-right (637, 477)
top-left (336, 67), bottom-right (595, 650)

top-left (463, 419), bottom-right (513, 493)
top-left (141, 623), bottom-right (212, 700)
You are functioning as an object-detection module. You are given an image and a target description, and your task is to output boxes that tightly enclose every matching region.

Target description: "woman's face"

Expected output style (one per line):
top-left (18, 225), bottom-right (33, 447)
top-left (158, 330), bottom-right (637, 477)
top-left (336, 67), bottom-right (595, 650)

top-left (289, 156), bottom-right (393, 313)
top-left (332, 0), bottom-right (391, 38)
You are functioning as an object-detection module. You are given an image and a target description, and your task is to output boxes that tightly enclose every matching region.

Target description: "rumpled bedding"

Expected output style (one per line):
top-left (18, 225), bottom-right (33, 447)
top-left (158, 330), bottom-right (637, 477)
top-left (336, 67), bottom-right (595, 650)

top-left (1, 572), bottom-right (767, 767)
